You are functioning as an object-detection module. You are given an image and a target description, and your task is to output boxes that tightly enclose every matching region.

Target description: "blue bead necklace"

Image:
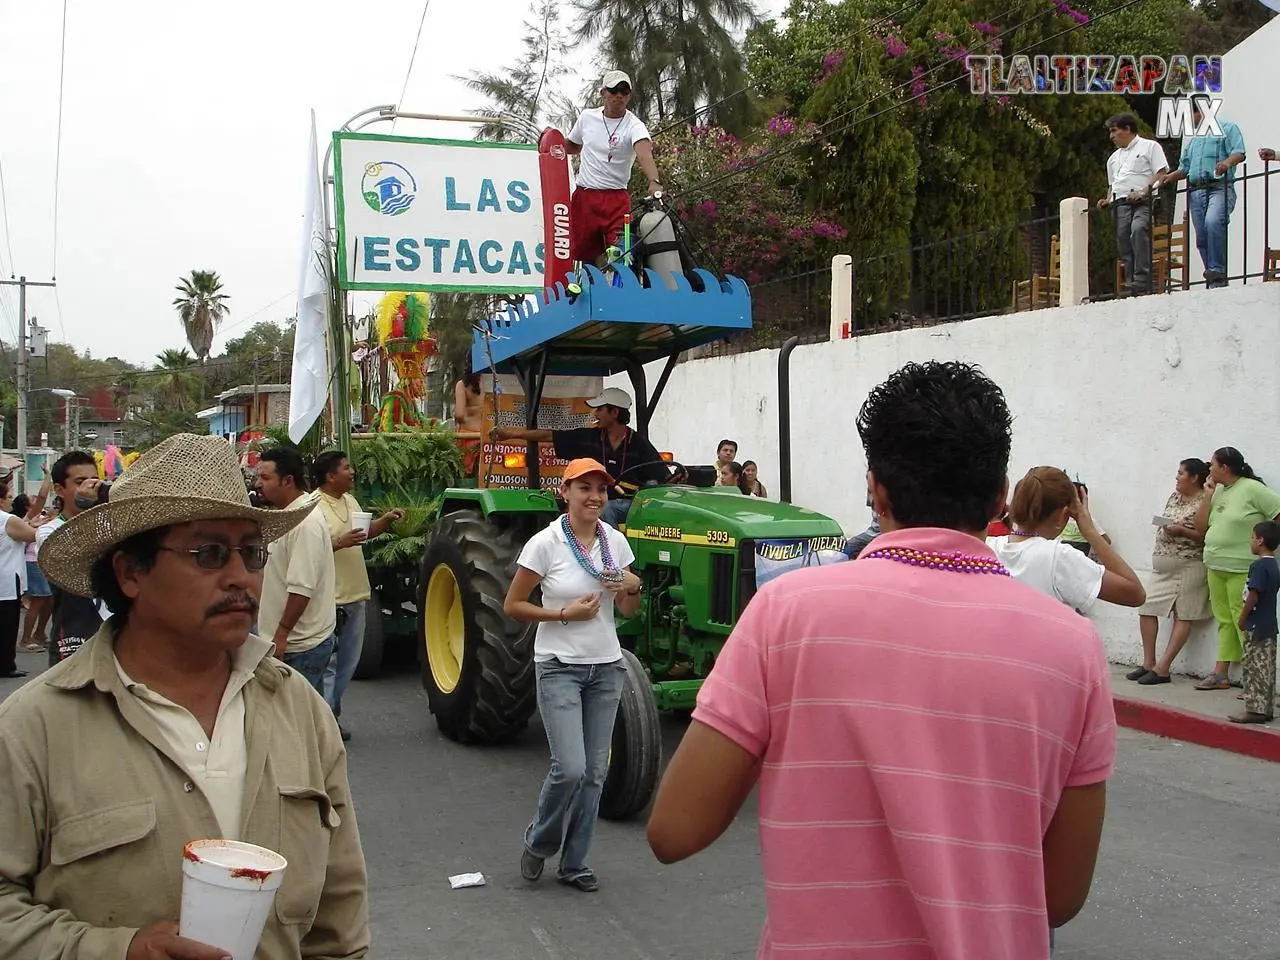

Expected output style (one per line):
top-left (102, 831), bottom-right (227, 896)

top-left (561, 514), bottom-right (620, 582)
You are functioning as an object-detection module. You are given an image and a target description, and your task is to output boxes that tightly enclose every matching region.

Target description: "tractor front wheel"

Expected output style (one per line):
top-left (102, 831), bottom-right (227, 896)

top-left (418, 511), bottom-right (537, 744)
top-left (599, 649), bottom-right (662, 821)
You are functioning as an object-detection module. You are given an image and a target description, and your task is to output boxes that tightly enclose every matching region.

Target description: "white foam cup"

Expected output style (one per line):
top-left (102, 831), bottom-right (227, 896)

top-left (352, 511), bottom-right (373, 535)
top-left (179, 839), bottom-right (288, 960)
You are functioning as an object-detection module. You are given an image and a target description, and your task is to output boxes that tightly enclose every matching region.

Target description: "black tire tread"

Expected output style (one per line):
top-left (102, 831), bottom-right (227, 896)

top-left (599, 649), bottom-right (662, 820)
top-left (420, 511), bottom-right (537, 744)
top-left (352, 589), bottom-right (385, 681)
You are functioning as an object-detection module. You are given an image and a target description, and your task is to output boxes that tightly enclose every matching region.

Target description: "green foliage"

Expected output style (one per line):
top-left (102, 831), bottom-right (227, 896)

top-left (362, 491), bottom-right (444, 567)
top-left (348, 425), bottom-right (465, 503)
top-left (173, 269), bottom-right (230, 363)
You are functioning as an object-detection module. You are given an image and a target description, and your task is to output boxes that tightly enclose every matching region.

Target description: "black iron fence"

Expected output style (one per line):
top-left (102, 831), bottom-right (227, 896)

top-left (690, 161), bottom-right (1278, 358)
top-left (1088, 159), bottom-right (1278, 298)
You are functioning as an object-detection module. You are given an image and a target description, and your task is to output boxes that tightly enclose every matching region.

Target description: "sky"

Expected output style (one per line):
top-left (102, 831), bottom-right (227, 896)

top-left (0, 0), bottom-right (788, 367)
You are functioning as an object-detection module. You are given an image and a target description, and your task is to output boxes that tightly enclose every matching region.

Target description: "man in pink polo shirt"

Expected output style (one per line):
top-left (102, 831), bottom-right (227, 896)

top-left (647, 361), bottom-right (1115, 960)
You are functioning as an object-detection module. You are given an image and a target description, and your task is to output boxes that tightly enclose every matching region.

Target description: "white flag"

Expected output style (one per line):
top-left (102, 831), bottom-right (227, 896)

top-left (288, 110), bottom-right (332, 443)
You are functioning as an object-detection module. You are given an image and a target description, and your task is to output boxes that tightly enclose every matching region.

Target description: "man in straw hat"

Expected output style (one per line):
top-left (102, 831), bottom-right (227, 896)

top-left (0, 434), bottom-right (370, 959)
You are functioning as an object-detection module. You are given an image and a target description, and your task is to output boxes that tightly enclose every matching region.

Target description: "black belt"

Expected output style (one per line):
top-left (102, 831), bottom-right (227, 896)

top-left (1187, 179), bottom-right (1226, 191)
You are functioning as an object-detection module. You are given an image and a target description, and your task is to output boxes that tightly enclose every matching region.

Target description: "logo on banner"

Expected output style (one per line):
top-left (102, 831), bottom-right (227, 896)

top-left (362, 161), bottom-right (417, 216)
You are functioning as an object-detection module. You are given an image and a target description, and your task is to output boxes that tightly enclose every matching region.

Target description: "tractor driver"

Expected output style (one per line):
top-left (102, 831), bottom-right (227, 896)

top-left (492, 387), bottom-right (666, 528)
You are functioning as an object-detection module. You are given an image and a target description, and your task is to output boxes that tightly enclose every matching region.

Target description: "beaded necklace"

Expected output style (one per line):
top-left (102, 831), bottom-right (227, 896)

top-left (560, 514), bottom-right (621, 583)
top-left (862, 545), bottom-right (1010, 576)
top-left (1010, 530), bottom-right (1040, 539)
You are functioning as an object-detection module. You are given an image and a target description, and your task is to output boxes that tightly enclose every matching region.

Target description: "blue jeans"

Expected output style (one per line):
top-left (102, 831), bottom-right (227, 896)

top-left (601, 497), bottom-right (631, 529)
top-left (323, 601), bottom-right (367, 717)
top-left (523, 658), bottom-right (625, 879)
top-left (284, 634), bottom-right (336, 696)
top-left (1188, 186), bottom-right (1235, 286)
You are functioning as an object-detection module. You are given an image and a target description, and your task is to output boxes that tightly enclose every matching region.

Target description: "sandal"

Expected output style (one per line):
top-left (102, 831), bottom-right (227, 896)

top-left (1194, 674), bottom-right (1230, 691)
top-left (1228, 711), bottom-right (1273, 724)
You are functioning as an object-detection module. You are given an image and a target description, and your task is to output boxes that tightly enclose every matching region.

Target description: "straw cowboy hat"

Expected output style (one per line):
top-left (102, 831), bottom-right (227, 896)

top-left (40, 433), bottom-right (315, 598)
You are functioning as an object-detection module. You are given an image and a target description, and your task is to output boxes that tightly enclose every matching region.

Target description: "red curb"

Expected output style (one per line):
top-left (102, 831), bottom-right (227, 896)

top-left (1113, 694), bottom-right (1280, 764)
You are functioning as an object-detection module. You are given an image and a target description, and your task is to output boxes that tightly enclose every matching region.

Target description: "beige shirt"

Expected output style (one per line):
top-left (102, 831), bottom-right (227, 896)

top-left (113, 634), bottom-right (272, 840)
top-left (314, 491), bottom-right (372, 605)
top-left (259, 505), bottom-right (337, 653)
top-left (0, 625), bottom-right (369, 960)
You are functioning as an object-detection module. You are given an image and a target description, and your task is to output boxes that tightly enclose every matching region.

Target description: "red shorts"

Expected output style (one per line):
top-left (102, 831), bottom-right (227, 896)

top-left (570, 188), bottom-right (631, 265)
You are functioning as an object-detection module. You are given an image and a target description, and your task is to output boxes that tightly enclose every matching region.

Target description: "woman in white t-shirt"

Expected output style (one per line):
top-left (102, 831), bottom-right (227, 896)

top-left (0, 483), bottom-right (46, 678)
top-left (504, 458), bottom-right (643, 892)
top-left (989, 466), bottom-right (1146, 614)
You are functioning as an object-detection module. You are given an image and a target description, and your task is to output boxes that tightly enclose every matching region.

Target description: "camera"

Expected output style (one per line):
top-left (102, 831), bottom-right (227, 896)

top-left (73, 482), bottom-right (111, 512)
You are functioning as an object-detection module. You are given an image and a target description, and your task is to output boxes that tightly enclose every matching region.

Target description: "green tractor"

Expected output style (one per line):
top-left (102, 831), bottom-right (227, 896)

top-left (417, 265), bottom-right (850, 819)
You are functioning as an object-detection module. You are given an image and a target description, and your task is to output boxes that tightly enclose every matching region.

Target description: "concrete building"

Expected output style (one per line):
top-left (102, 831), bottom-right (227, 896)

top-left (197, 383), bottom-right (289, 441)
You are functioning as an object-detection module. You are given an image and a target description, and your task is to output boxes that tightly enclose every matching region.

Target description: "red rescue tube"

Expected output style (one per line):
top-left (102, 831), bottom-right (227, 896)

top-left (538, 127), bottom-right (573, 295)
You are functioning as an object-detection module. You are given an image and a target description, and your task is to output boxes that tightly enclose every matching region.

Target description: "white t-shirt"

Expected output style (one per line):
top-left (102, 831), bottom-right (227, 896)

top-left (567, 108), bottom-right (651, 191)
top-left (517, 518), bottom-right (636, 664)
top-left (1106, 135), bottom-right (1168, 199)
top-left (35, 514), bottom-right (63, 556)
top-left (988, 535), bottom-right (1105, 614)
top-left (0, 517), bottom-right (27, 600)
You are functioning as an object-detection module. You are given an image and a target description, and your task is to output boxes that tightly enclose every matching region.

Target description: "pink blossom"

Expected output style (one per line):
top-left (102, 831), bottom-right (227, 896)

top-left (765, 214), bottom-right (782, 228)
top-left (934, 31), bottom-right (951, 42)
top-left (941, 44), bottom-right (968, 61)
top-left (766, 114), bottom-right (798, 136)
top-left (697, 201), bottom-right (719, 219)
top-left (971, 20), bottom-right (999, 34)
top-left (788, 226), bottom-right (808, 240)
top-left (883, 35), bottom-right (909, 58)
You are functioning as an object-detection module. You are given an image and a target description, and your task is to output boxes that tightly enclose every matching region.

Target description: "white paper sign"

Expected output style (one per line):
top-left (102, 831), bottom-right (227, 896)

top-left (334, 133), bottom-right (546, 294)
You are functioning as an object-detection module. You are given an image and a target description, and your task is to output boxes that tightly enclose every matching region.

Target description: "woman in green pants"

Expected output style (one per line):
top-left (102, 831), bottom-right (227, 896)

top-left (1193, 447), bottom-right (1280, 690)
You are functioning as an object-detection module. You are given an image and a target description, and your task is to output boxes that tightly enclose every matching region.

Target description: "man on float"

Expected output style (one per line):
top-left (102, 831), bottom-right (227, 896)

top-left (491, 387), bottom-right (666, 529)
top-left (566, 70), bottom-right (663, 269)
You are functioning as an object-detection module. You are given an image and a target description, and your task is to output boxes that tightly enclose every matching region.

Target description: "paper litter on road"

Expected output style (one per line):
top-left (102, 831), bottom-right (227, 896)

top-left (448, 872), bottom-right (486, 889)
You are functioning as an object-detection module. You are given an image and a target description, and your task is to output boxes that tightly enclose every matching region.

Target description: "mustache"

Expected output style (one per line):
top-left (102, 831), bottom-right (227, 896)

top-left (205, 594), bottom-right (259, 619)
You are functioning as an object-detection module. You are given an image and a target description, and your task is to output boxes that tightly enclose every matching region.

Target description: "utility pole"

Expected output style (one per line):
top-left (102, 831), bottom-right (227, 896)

top-left (1, 276), bottom-right (57, 488)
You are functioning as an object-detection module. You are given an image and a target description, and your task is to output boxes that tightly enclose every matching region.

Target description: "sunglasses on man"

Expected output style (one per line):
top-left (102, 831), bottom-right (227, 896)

top-left (159, 543), bottom-right (269, 571)
top-left (604, 84), bottom-right (631, 95)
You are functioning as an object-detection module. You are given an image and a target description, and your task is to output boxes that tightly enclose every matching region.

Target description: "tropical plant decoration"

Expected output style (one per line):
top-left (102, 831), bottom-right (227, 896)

top-left (348, 425), bottom-right (465, 502)
top-left (373, 291), bottom-right (438, 432)
top-left (362, 492), bottom-right (445, 567)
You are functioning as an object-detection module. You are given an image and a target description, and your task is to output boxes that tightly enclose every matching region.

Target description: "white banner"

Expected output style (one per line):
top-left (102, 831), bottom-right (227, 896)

top-left (333, 133), bottom-right (546, 294)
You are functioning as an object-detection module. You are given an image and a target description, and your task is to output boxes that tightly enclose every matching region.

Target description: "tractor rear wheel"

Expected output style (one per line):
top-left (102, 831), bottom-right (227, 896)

top-left (599, 649), bottom-right (662, 821)
top-left (419, 511), bottom-right (537, 744)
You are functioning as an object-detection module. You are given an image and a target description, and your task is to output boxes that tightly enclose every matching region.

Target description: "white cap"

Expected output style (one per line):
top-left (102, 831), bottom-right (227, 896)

top-left (586, 387), bottom-right (632, 410)
top-left (602, 70), bottom-right (632, 90)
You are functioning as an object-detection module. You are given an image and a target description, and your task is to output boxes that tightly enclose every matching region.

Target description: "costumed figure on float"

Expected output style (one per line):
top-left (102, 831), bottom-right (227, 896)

top-left (373, 291), bottom-right (437, 432)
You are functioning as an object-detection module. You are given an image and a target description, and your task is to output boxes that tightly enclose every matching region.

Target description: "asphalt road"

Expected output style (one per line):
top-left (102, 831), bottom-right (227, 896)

top-left (4, 644), bottom-right (1280, 959)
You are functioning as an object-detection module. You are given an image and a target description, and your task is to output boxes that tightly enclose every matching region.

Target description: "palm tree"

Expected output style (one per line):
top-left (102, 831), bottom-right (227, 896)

top-left (173, 270), bottom-right (230, 363)
top-left (154, 348), bottom-right (198, 413)
top-left (573, 0), bottom-right (760, 133)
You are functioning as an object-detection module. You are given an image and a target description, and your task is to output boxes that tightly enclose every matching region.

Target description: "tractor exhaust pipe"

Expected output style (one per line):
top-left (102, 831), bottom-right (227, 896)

top-left (778, 336), bottom-right (799, 504)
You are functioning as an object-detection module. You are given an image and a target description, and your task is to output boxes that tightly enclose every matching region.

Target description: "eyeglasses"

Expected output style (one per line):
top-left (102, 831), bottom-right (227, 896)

top-left (158, 544), bottom-right (269, 571)
top-left (605, 85), bottom-right (631, 95)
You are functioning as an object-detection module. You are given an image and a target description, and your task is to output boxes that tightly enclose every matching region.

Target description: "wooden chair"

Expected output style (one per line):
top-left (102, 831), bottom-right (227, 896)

top-left (1116, 220), bottom-right (1188, 293)
top-left (1011, 235), bottom-right (1060, 311)
top-left (1264, 248), bottom-right (1280, 282)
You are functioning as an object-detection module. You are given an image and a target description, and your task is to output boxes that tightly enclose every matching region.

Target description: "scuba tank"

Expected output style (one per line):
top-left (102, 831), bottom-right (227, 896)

top-left (636, 205), bottom-right (683, 290)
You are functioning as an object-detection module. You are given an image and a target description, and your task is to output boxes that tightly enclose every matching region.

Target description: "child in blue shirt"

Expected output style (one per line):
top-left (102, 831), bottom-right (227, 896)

top-left (1231, 521), bottom-right (1280, 723)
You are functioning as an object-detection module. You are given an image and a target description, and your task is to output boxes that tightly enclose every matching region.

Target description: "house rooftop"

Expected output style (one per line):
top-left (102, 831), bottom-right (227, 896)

top-left (215, 383), bottom-right (290, 403)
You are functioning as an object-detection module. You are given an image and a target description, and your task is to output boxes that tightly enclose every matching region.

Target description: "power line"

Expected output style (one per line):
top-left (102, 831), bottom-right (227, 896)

top-left (649, 0), bottom-right (930, 139)
top-left (214, 288), bottom-right (297, 340)
top-left (669, 0), bottom-right (1138, 204)
top-left (0, 153), bottom-right (15, 274)
top-left (53, 287), bottom-right (68, 341)
top-left (391, 0), bottom-right (432, 132)
top-left (52, 0), bottom-right (69, 277)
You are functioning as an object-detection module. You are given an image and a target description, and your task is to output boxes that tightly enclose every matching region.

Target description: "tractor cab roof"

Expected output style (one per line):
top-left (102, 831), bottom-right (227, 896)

top-left (471, 264), bottom-right (751, 379)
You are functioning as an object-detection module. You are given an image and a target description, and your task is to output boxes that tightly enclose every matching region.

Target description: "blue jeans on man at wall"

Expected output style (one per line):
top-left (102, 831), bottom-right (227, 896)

top-left (523, 658), bottom-right (625, 880)
top-left (323, 600), bottom-right (367, 717)
top-left (601, 497), bottom-right (631, 529)
top-left (1188, 186), bottom-right (1235, 287)
top-left (284, 633), bottom-right (337, 697)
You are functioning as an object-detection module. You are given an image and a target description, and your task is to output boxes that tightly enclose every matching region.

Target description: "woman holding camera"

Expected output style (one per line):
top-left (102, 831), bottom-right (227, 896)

top-left (504, 458), bottom-right (643, 892)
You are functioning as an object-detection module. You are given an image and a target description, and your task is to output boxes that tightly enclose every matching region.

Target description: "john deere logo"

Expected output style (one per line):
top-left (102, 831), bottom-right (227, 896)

top-left (361, 161), bottom-right (417, 216)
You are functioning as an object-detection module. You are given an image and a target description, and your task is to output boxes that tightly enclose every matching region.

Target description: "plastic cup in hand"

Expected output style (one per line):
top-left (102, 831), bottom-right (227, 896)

top-left (180, 839), bottom-right (288, 960)
top-left (351, 511), bottom-right (373, 535)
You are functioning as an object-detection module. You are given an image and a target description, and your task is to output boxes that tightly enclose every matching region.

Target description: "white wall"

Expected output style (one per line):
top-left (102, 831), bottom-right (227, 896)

top-left (613, 282), bottom-right (1280, 674)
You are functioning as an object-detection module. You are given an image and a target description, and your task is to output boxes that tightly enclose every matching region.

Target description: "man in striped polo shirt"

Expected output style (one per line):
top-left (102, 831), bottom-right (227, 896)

top-left (648, 361), bottom-right (1116, 960)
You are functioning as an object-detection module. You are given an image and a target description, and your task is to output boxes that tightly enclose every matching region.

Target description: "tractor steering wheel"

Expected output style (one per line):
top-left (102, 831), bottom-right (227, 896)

top-left (615, 459), bottom-right (688, 489)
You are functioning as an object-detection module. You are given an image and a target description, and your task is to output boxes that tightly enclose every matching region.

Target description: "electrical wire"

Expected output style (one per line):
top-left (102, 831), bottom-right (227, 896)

top-left (648, 0), bottom-right (931, 139)
top-left (667, 0), bottom-right (1143, 204)
top-left (53, 287), bottom-right (68, 341)
top-left (0, 153), bottom-right (16, 275)
top-left (52, 0), bottom-right (69, 278)
top-left (214, 288), bottom-right (297, 340)
top-left (391, 0), bottom-right (432, 133)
